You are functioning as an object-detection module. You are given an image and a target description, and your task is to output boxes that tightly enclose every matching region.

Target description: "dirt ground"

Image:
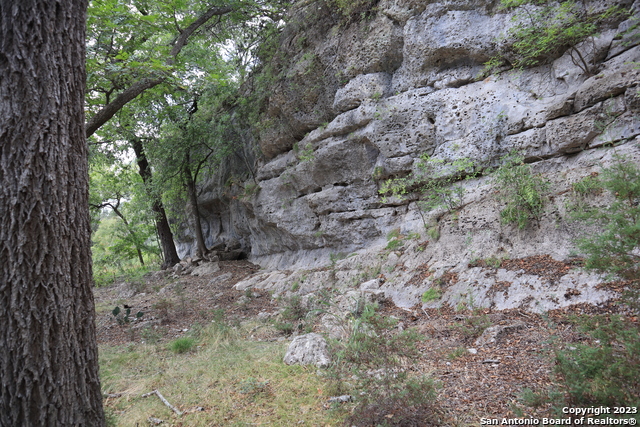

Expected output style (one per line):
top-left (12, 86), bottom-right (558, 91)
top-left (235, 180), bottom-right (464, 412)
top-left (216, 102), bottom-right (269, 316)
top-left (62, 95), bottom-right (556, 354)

top-left (93, 259), bottom-right (628, 424)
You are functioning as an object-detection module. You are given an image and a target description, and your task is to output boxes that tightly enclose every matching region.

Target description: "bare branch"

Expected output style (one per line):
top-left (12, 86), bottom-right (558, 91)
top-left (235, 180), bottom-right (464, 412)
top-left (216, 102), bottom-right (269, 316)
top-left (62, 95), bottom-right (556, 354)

top-left (142, 390), bottom-right (183, 416)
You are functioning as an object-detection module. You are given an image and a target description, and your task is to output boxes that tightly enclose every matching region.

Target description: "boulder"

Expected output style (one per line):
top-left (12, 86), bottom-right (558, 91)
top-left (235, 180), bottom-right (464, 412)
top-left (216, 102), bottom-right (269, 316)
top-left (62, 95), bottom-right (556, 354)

top-left (190, 262), bottom-right (220, 276)
top-left (283, 333), bottom-right (331, 367)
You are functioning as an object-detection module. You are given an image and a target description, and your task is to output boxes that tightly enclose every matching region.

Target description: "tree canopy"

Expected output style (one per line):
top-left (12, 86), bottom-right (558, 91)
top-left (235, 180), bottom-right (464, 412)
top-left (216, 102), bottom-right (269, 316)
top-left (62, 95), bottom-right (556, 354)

top-left (86, 0), bottom-right (287, 274)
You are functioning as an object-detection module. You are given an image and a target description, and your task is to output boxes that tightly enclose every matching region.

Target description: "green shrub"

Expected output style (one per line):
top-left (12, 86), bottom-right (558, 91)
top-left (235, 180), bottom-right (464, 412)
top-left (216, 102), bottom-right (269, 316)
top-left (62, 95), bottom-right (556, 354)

top-left (492, 152), bottom-right (549, 228)
top-left (291, 280), bottom-right (300, 292)
top-left (571, 156), bottom-right (640, 280)
top-left (485, 255), bottom-right (505, 269)
top-left (427, 225), bottom-right (440, 241)
top-left (328, 304), bottom-right (443, 426)
top-left (524, 316), bottom-right (640, 417)
top-left (380, 155), bottom-right (477, 230)
top-left (280, 295), bottom-right (307, 322)
top-left (451, 315), bottom-right (491, 340)
top-left (386, 228), bottom-right (401, 241)
top-left (170, 337), bottom-right (196, 354)
top-left (274, 295), bottom-right (310, 336)
top-left (381, 155), bottom-right (475, 213)
top-left (111, 306), bottom-right (143, 325)
top-left (522, 154), bottom-right (640, 418)
top-left (447, 347), bottom-right (467, 360)
top-left (329, 251), bottom-right (348, 266)
top-left (553, 316), bottom-right (640, 410)
top-left (297, 142), bottom-right (315, 163)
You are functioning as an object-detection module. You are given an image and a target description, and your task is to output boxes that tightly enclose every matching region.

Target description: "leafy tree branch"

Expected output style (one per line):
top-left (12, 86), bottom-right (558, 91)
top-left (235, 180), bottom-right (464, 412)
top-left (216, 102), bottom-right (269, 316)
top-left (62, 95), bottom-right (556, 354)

top-left (86, 3), bottom-right (235, 137)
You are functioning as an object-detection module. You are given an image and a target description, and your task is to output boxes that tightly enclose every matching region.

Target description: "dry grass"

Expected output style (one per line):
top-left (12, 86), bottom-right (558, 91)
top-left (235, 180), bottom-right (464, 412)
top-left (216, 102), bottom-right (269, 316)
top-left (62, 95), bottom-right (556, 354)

top-left (100, 321), bottom-right (343, 426)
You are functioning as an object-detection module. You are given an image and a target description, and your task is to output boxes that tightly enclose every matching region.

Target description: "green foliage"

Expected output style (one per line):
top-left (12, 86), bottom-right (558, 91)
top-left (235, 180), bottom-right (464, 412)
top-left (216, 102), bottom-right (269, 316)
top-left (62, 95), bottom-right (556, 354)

top-left (170, 337), bottom-right (196, 354)
top-left (386, 228), bottom-right (401, 241)
top-left (523, 315), bottom-right (640, 418)
top-left (570, 156), bottom-right (640, 280)
top-left (447, 347), bottom-right (467, 360)
top-left (89, 152), bottom-right (161, 275)
top-left (273, 295), bottom-right (310, 336)
top-left (385, 238), bottom-right (403, 251)
top-left (240, 182), bottom-right (261, 200)
top-left (329, 252), bottom-right (348, 266)
top-left (86, 0), bottom-right (288, 266)
top-left (332, 0), bottom-right (379, 21)
top-left (492, 152), bottom-right (549, 229)
top-left (521, 159), bottom-right (640, 416)
top-left (328, 304), bottom-right (443, 426)
top-left (487, 0), bottom-right (628, 72)
top-left (380, 155), bottom-right (476, 224)
top-left (297, 142), bottom-right (315, 163)
top-left (372, 165), bottom-right (385, 180)
top-left (421, 287), bottom-right (442, 303)
top-left (112, 306), bottom-right (144, 325)
top-left (426, 225), bottom-right (440, 241)
top-left (485, 255), bottom-right (505, 269)
top-left (572, 173), bottom-right (603, 197)
top-left (554, 316), bottom-right (640, 410)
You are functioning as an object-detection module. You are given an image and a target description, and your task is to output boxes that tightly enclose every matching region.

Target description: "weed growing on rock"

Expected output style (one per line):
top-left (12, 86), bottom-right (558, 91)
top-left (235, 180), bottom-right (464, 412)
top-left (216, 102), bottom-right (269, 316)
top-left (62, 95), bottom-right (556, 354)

top-left (492, 152), bottom-right (549, 229)
top-left (421, 287), bottom-right (442, 303)
top-left (486, 0), bottom-right (628, 73)
top-left (380, 154), bottom-right (477, 228)
top-left (329, 251), bottom-right (348, 266)
top-left (240, 182), bottom-right (260, 200)
top-left (426, 225), bottom-right (440, 241)
top-left (296, 142), bottom-right (315, 163)
top-left (332, 0), bottom-right (379, 22)
top-left (385, 238), bottom-right (403, 251)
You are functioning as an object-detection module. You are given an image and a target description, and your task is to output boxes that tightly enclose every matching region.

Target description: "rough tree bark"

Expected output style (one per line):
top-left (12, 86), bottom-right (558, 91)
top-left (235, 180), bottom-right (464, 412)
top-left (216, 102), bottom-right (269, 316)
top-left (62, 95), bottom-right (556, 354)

top-left (0, 1), bottom-right (105, 425)
top-left (131, 138), bottom-right (181, 269)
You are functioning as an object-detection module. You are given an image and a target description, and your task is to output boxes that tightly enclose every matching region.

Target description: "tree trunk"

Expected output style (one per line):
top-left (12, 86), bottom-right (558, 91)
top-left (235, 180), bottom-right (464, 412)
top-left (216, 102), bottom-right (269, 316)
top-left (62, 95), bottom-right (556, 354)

top-left (183, 163), bottom-right (208, 258)
top-left (111, 206), bottom-right (145, 267)
top-left (131, 138), bottom-right (181, 269)
top-left (0, 1), bottom-right (105, 425)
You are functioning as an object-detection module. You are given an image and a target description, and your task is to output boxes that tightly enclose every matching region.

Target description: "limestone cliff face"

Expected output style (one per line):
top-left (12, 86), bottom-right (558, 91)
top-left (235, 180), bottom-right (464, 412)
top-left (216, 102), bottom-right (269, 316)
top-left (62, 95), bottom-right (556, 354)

top-left (179, 0), bottom-right (640, 280)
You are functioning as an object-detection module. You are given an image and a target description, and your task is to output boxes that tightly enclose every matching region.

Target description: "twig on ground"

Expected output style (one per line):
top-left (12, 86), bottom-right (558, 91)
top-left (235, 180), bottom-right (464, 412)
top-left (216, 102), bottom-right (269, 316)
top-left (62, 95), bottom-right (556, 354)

top-left (104, 392), bottom-right (124, 398)
top-left (142, 389), bottom-right (183, 416)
